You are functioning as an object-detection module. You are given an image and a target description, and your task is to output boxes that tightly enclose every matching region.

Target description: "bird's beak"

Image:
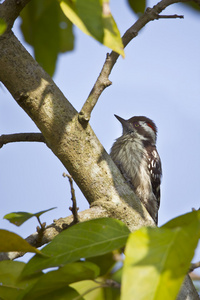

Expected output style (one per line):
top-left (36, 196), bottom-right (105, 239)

top-left (114, 114), bottom-right (131, 134)
top-left (114, 114), bottom-right (127, 127)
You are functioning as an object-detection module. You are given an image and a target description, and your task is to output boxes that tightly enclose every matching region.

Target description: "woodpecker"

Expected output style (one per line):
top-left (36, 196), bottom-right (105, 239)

top-left (110, 115), bottom-right (162, 224)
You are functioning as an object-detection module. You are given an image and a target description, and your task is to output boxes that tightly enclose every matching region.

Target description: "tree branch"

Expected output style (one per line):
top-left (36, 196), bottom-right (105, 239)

top-left (189, 261), bottom-right (200, 273)
top-left (0, 206), bottom-right (109, 261)
top-left (0, 0), bottom-right (31, 32)
top-left (0, 133), bottom-right (45, 148)
top-left (79, 0), bottom-right (187, 123)
top-left (177, 275), bottom-right (199, 300)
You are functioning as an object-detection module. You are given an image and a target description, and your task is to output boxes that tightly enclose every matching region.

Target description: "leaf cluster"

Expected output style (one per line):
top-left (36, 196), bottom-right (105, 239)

top-left (19, 0), bottom-right (124, 76)
top-left (1, 0), bottom-right (199, 76)
top-left (1, 212), bottom-right (200, 300)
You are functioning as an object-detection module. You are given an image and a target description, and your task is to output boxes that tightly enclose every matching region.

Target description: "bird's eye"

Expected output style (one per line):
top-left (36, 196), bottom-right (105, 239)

top-left (134, 122), bottom-right (140, 127)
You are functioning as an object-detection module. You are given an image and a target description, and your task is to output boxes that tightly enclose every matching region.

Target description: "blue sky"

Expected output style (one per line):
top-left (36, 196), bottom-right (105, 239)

top-left (1, 1), bottom-right (200, 263)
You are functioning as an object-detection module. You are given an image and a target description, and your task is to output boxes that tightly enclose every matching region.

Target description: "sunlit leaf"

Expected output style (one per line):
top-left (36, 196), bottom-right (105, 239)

top-left (121, 211), bottom-right (200, 300)
top-left (60, 0), bottom-right (124, 57)
top-left (59, 0), bottom-right (102, 40)
top-left (0, 18), bottom-right (7, 35)
top-left (21, 218), bottom-right (130, 277)
top-left (102, 10), bottom-right (124, 57)
top-left (0, 229), bottom-right (42, 254)
top-left (71, 280), bottom-right (104, 300)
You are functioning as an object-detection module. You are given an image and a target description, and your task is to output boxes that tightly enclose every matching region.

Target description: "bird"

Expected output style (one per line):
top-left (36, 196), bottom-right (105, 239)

top-left (110, 115), bottom-right (162, 224)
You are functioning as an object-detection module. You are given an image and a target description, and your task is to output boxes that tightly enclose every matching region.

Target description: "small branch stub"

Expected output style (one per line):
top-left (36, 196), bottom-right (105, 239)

top-left (63, 173), bottom-right (79, 224)
top-left (189, 261), bottom-right (200, 273)
top-left (36, 220), bottom-right (46, 244)
top-left (157, 14), bottom-right (184, 19)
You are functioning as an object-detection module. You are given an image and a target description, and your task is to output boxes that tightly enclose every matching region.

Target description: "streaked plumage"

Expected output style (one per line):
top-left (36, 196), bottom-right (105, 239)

top-left (110, 115), bottom-right (162, 224)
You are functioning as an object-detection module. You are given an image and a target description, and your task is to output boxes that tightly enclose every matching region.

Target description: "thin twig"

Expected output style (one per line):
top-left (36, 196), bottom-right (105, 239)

top-left (157, 14), bottom-right (184, 18)
top-left (78, 0), bottom-right (186, 124)
top-left (0, 133), bottom-right (45, 148)
top-left (36, 219), bottom-right (46, 244)
top-left (189, 261), bottom-right (200, 273)
top-left (36, 216), bottom-right (43, 228)
top-left (63, 173), bottom-right (79, 223)
top-left (95, 279), bottom-right (121, 289)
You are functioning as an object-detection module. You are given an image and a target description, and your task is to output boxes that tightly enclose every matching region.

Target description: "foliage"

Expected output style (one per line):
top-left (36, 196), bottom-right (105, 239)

top-left (127, 0), bottom-right (146, 14)
top-left (17, 0), bottom-right (200, 76)
top-left (0, 230), bottom-right (42, 254)
top-left (59, 0), bottom-right (124, 57)
top-left (122, 212), bottom-right (200, 300)
top-left (1, 213), bottom-right (200, 299)
top-left (20, 0), bottom-right (124, 76)
top-left (20, 0), bottom-right (74, 76)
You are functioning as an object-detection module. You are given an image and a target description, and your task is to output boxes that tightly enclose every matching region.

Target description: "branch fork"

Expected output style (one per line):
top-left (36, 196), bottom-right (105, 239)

top-left (78, 0), bottom-right (185, 125)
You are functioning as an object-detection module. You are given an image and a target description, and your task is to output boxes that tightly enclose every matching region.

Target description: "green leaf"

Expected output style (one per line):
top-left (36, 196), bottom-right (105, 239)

top-left (72, 278), bottom-right (121, 300)
top-left (4, 207), bottom-right (56, 226)
top-left (60, 0), bottom-right (124, 57)
top-left (0, 261), bottom-right (42, 300)
top-left (162, 210), bottom-right (200, 231)
top-left (21, 261), bottom-right (99, 300)
top-left (76, 0), bottom-right (104, 41)
top-left (22, 286), bottom-right (81, 300)
top-left (111, 265), bottom-right (123, 283)
top-left (102, 10), bottom-right (124, 57)
top-left (21, 218), bottom-right (130, 277)
top-left (103, 283), bottom-right (121, 300)
top-left (70, 280), bottom-right (103, 300)
top-left (4, 212), bottom-right (33, 226)
top-left (86, 252), bottom-right (116, 276)
top-left (34, 207), bottom-right (57, 218)
top-left (0, 229), bottom-right (42, 254)
top-left (121, 211), bottom-right (200, 300)
top-left (20, 0), bottom-right (74, 76)
top-left (181, 2), bottom-right (200, 12)
top-left (0, 18), bottom-right (7, 35)
top-left (127, 0), bottom-right (146, 14)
